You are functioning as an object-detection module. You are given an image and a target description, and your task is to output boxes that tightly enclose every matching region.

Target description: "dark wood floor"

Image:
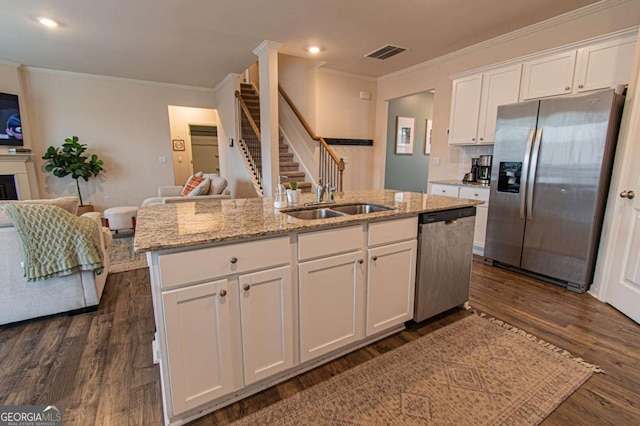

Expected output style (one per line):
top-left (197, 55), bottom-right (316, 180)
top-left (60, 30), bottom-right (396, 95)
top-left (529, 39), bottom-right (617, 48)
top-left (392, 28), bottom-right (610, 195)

top-left (1, 258), bottom-right (639, 425)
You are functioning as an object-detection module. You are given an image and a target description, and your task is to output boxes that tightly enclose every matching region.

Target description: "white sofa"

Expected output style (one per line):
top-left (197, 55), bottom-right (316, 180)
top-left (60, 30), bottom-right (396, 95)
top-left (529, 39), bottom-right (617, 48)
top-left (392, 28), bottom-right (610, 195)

top-left (0, 197), bottom-right (112, 325)
top-left (142, 173), bottom-right (231, 206)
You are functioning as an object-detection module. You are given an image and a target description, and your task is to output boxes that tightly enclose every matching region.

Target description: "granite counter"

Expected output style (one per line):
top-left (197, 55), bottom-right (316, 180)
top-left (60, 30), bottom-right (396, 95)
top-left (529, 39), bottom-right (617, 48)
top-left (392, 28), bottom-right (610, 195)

top-left (134, 189), bottom-right (481, 252)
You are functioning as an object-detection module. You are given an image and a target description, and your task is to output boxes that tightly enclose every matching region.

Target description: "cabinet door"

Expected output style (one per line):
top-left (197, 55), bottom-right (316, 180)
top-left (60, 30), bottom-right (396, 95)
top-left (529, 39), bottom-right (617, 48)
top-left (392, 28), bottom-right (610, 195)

top-left (162, 280), bottom-right (234, 415)
top-left (574, 35), bottom-right (637, 93)
top-left (366, 240), bottom-right (417, 336)
top-left (477, 65), bottom-right (522, 144)
top-left (520, 50), bottom-right (577, 100)
top-left (299, 251), bottom-right (365, 363)
top-left (449, 74), bottom-right (483, 145)
top-left (431, 183), bottom-right (459, 198)
top-left (239, 266), bottom-right (294, 385)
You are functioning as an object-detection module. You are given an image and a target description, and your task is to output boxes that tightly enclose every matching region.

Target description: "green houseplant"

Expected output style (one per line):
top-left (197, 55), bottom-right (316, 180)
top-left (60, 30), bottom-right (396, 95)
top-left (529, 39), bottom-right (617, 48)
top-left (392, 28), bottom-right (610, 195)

top-left (42, 136), bottom-right (104, 207)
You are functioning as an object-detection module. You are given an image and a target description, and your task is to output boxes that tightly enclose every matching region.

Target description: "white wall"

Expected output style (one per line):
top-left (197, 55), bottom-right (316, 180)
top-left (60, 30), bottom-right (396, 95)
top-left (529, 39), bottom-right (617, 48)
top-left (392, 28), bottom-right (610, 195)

top-left (167, 106), bottom-right (217, 185)
top-left (23, 68), bottom-right (216, 209)
top-left (374, 0), bottom-right (640, 189)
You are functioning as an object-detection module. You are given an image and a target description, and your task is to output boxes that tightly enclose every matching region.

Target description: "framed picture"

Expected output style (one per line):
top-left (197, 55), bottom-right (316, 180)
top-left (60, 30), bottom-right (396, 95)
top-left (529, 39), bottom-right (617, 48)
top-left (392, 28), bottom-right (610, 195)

top-left (395, 116), bottom-right (415, 155)
top-left (424, 119), bottom-right (433, 154)
top-left (172, 138), bottom-right (185, 151)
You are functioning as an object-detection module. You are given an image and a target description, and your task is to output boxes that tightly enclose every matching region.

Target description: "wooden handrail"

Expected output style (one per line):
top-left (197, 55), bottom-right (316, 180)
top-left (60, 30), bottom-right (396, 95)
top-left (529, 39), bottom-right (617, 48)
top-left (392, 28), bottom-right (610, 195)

top-left (235, 90), bottom-right (261, 140)
top-left (278, 85), bottom-right (345, 172)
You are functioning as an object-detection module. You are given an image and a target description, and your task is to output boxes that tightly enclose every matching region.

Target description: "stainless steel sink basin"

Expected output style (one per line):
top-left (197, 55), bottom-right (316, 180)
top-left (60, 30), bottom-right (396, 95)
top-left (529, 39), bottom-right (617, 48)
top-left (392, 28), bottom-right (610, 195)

top-left (330, 203), bottom-right (394, 215)
top-left (285, 208), bottom-right (346, 220)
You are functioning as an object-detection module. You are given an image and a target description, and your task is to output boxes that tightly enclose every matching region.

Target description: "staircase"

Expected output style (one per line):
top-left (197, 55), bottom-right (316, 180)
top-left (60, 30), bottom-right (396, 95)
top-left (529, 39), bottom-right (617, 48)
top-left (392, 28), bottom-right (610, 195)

top-left (240, 83), bottom-right (312, 193)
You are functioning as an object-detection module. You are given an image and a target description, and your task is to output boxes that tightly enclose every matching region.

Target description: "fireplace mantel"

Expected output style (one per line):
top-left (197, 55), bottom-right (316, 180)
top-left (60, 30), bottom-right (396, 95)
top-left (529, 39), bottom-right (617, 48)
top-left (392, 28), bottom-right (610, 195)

top-left (0, 154), bottom-right (34, 199)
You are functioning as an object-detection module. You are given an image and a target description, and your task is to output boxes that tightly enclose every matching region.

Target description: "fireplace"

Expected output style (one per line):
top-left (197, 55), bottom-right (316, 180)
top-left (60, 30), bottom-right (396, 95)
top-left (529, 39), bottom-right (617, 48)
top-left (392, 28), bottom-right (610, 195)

top-left (0, 154), bottom-right (34, 200)
top-left (0, 175), bottom-right (18, 200)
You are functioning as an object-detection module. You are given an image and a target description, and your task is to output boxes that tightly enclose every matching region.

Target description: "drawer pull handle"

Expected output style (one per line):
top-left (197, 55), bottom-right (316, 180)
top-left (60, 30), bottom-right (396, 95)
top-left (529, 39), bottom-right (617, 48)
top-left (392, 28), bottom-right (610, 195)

top-left (372, 256), bottom-right (378, 261)
top-left (243, 284), bottom-right (251, 291)
top-left (358, 259), bottom-right (364, 264)
top-left (565, 86), bottom-right (571, 91)
top-left (230, 257), bottom-right (238, 264)
top-left (474, 193), bottom-right (479, 197)
top-left (219, 290), bottom-right (227, 297)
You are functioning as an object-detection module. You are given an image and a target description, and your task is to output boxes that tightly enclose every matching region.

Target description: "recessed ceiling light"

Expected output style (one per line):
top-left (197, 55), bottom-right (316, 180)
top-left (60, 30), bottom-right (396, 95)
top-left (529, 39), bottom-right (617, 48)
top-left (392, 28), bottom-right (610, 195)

top-left (37, 17), bottom-right (59, 27)
top-left (308, 46), bottom-right (322, 54)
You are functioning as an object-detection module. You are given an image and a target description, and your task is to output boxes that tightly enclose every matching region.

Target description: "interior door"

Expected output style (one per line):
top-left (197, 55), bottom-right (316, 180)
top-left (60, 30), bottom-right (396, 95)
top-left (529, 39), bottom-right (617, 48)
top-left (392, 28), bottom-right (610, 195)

top-left (605, 62), bottom-right (640, 323)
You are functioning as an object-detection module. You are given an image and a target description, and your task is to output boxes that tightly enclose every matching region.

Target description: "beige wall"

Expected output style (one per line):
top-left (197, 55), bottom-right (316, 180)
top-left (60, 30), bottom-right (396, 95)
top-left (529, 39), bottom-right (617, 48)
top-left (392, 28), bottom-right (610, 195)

top-left (374, 0), bottom-right (640, 189)
top-left (167, 106), bottom-right (217, 185)
top-left (22, 68), bottom-right (216, 209)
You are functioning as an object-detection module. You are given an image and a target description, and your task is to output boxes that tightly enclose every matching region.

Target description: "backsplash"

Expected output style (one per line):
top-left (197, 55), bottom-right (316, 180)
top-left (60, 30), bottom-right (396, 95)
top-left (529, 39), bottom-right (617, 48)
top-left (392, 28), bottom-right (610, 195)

top-left (458, 145), bottom-right (494, 177)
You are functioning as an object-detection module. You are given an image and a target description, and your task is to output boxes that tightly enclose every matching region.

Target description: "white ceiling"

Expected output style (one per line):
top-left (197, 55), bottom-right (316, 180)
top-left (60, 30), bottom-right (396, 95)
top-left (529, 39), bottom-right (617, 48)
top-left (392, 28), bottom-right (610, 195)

top-left (0, 0), bottom-right (601, 88)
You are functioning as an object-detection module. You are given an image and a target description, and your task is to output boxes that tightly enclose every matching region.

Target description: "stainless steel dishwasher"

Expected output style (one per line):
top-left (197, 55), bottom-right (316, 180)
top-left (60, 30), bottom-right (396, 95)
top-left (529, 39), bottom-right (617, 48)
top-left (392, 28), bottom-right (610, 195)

top-left (414, 207), bottom-right (476, 322)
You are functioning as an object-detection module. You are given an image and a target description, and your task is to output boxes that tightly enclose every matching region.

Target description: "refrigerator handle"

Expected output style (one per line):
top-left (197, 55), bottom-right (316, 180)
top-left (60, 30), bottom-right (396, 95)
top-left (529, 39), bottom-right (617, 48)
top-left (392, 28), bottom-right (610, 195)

top-left (527, 128), bottom-right (543, 220)
top-left (520, 129), bottom-right (535, 219)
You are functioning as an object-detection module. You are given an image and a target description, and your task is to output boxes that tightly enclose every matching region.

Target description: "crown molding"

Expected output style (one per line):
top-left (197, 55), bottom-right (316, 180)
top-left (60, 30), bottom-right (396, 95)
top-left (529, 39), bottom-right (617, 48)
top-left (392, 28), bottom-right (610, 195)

top-left (23, 67), bottom-right (216, 92)
top-left (213, 73), bottom-right (241, 93)
top-left (317, 67), bottom-right (377, 82)
top-left (253, 40), bottom-right (284, 56)
top-left (0, 58), bottom-right (21, 68)
top-left (378, 0), bottom-right (634, 82)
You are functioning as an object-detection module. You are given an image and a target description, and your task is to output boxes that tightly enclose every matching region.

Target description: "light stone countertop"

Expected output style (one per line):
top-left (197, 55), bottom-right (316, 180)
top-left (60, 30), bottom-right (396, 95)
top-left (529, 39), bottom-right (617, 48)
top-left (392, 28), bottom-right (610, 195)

top-left (431, 179), bottom-right (491, 188)
top-left (134, 189), bottom-right (482, 253)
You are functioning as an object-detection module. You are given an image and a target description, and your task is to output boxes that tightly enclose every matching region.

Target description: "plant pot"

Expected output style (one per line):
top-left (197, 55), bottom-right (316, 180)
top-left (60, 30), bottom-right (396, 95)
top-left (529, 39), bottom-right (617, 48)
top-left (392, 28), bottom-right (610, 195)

top-left (286, 189), bottom-right (301, 206)
top-left (77, 205), bottom-right (95, 216)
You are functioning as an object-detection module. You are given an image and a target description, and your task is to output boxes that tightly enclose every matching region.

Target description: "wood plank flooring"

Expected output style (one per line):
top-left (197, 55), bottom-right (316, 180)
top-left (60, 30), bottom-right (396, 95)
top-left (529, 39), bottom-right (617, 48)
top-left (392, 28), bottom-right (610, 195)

top-left (0, 257), bottom-right (638, 425)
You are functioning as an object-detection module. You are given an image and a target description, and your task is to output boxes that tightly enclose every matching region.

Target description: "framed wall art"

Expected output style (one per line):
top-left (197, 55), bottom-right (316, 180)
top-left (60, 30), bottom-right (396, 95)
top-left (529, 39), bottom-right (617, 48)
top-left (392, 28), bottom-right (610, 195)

top-left (395, 116), bottom-right (415, 155)
top-left (172, 138), bottom-right (185, 151)
top-left (425, 119), bottom-right (433, 154)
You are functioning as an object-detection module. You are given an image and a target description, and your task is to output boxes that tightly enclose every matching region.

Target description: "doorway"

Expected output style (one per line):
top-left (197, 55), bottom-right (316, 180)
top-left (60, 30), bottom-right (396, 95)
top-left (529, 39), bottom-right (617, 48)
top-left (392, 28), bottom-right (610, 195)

top-left (189, 125), bottom-right (220, 175)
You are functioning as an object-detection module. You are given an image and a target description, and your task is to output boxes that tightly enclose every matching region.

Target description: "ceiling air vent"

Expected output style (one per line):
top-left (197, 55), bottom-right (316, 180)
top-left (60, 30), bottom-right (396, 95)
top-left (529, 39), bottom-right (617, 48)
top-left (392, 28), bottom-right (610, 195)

top-left (365, 44), bottom-right (407, 60)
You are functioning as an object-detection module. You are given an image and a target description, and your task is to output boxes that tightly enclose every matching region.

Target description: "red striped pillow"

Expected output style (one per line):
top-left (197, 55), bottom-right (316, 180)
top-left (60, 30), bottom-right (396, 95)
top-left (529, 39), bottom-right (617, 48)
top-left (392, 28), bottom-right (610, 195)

top-left (181, 176), bottom-right (206, 196)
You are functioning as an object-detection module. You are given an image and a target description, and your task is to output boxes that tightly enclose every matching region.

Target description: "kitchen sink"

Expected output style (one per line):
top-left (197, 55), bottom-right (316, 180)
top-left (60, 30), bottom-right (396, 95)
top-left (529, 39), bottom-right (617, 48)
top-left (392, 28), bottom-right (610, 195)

top-left (285, 208), bottom-right (346, 220)
top-left (330, 203), bottom-right (394, 215)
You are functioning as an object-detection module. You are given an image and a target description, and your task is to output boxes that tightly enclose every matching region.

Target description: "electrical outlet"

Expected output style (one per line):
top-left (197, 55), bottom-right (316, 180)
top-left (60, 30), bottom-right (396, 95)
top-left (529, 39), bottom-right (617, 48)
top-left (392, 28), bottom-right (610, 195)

top-left (104, 195), bottom-right (110, 203)
top-left (432, 157), bottom-right (440, 166)
top-left (343, 157), bottom-right (349, 164)
top-left (159, 156), bottom-right (167, 164)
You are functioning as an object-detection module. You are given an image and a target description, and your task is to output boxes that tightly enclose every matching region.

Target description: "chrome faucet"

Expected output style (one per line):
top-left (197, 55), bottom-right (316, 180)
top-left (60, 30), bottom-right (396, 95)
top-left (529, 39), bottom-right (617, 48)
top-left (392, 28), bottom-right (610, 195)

top-left (316, 179), bottom-right (326, 203)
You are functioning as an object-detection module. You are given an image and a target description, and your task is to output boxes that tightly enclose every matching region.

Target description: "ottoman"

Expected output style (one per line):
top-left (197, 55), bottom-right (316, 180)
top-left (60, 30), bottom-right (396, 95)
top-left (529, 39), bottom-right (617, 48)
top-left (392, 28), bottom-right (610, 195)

top-left (104, 206), bottom-right (138, 234)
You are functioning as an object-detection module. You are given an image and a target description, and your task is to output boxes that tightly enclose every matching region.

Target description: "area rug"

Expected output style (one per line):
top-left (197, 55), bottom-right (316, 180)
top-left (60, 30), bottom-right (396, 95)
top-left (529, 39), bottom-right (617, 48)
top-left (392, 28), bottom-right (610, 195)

top-left (107, 235), bottom-right (148, 273)
top-left (233, 314), bottom-right (602, 425)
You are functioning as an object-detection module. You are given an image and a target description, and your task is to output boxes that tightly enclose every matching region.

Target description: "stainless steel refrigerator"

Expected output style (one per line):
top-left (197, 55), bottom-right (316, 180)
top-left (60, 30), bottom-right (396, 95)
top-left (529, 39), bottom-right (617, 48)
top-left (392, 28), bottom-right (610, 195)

top-left (484, 89), bottom-right (623, 293)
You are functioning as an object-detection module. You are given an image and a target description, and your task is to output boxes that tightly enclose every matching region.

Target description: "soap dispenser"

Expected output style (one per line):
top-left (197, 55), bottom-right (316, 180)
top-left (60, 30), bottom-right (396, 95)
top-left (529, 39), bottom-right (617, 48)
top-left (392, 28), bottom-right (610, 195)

top-left (274, 175), bottom-right (287, 209)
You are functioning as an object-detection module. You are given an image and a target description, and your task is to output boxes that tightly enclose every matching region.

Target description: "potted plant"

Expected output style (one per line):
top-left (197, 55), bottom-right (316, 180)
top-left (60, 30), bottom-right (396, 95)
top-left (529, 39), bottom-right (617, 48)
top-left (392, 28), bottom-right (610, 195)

top-left (286, 181), bottom-right (301, 205)
top-left (42, 136), bottom-right (104, 213)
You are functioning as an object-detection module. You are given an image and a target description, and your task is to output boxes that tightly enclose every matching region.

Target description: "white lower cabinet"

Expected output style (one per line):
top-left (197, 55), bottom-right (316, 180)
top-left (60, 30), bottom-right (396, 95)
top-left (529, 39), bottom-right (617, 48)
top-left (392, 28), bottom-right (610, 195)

top-left (239, 266), bottom-right (294, 385)
top-left (162, 279), bottom-right (235, 416)
top-left (366, 239), bottom-right (417, 336)
top-left (298, 251), bottom-right (365, 363)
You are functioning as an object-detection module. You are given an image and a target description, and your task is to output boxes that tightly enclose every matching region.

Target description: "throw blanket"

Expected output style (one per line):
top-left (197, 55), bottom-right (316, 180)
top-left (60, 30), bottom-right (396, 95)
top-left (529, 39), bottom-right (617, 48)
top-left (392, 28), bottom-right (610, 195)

top-left (1, 204), bottom-right (104, 282)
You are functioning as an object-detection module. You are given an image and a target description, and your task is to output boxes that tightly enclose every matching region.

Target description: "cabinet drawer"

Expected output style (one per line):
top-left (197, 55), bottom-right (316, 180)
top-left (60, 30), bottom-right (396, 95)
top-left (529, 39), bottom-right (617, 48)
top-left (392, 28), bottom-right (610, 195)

top-left (431, 184), bottom-right (459, 198)
top-left (459, 186), bottom-right (490, 202)
top-left (158, 236), bottom-right (290, 288)
top-left (368, 217), bottom-right (418, 247)
top-left (298, 225), bottom-right (364, 261)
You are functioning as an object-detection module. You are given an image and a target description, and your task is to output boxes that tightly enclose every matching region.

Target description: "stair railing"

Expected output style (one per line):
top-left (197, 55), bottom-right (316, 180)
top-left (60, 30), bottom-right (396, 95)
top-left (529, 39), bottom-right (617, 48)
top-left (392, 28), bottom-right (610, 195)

top-left (235, 90), bottom-right (264, 195)
top-left (278, 85), bottom-right (345, 192)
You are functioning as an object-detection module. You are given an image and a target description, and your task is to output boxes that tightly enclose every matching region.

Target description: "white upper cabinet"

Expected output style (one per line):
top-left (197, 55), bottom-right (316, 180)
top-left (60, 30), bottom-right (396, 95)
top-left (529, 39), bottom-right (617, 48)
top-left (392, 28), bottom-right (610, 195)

top-left (449, 74), bottom-right (483, 145)
top-left (574, 35), bottom-right (637, 93)
top-left (449, 65), bottom-right (521, 145)
top-left (520, 50), bottom-right (577, 100)
top-left (521, 34), bottom-right (636, 100)
top-left (477, 65), bottom-right (522, 144)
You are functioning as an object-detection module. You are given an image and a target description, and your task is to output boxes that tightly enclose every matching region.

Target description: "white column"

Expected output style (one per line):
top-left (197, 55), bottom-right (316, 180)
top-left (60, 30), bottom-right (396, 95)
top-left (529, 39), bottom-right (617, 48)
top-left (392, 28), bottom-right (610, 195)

top-left (253, 40), bottom-right (282, 197)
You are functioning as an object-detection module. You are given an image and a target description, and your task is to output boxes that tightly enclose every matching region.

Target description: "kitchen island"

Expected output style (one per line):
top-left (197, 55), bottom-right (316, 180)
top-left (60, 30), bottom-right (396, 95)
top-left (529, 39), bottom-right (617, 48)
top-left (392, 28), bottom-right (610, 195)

top-left (135, 189), bottom-right (481, 425)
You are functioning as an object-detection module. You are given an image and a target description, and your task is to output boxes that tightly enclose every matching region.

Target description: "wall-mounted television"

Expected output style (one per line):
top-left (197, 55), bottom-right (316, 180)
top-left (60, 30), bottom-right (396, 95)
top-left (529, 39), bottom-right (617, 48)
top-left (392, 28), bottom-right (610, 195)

top-left (0, 93), bottom-right (23, 146)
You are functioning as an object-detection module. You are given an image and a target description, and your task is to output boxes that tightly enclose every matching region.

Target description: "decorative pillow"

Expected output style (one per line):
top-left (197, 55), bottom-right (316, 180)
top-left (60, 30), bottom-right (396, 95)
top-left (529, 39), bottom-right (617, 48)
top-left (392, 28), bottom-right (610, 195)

top-left (181, 176), bottom-right (211, 197)
top-left (202, 173), bottom-right (228, 195)
top-left (0, 196), bottom-right (80, 228)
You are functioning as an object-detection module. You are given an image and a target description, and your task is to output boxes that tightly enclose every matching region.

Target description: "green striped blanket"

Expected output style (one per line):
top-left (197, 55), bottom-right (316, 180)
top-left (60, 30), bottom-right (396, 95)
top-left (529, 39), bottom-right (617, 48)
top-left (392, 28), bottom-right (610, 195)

top-left (1, 204), bottom-right (104, 282)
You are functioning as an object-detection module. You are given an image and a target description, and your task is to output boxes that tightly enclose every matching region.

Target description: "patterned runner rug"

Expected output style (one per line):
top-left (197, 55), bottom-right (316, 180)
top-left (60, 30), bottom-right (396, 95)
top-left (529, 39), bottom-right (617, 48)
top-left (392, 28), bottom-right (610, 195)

top-left (107, 235), bottom-right (148, 273)
top-left (233, 314), bottom-right (601, 425)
